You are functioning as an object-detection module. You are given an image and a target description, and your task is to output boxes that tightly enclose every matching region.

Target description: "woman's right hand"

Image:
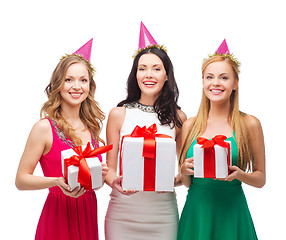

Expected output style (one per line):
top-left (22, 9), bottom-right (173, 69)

top-left (181, 157), bottom-right (194, 176)
top-left (57, 177), bottom-right (86, 198)
top-left (112, 176), bottom-right (138, 196)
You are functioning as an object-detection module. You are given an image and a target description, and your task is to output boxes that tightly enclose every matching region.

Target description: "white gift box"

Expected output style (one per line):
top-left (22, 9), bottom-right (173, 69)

top-left (121, 137), bottom-right (176, 191)
top-left (193, 141), bottom-right (232, 178)
top-left (61, 145), bottom-right (102, 191)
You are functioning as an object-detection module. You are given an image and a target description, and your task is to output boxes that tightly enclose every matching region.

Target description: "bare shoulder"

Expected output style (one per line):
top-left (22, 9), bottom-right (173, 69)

top-left (244, 114), bottom-right (263, 132)
top-left (31, 118), bottom-right (51, 136)
top-left (108, 107), bottom-right (126, 119)
top-left (180, 117), bottom-right (195, 141)
top-left (26, 119), bottom-right (52, 154)
top-left (182, 117), bottom-right (195, 131)
top-left (107, 107), bottom-right (126, 130)
top-left (177, 109), bottom-right (187, 123)
top-left (244, 114), bottom-right (264, 142)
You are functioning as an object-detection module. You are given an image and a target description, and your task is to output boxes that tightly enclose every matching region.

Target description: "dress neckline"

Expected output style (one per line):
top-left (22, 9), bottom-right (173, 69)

top-left (49, 118), bottom-right (96, 148)
top-left (200, 136), bottom-right (233, 140)
top-left (124, 101), bottom-right (155, 113)
top-left (198, 131), bottom-right (236, 141)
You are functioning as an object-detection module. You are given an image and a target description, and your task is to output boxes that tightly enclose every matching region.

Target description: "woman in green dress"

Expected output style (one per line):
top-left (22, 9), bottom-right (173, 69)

top-left (177, 40), bottom-right (265, 240)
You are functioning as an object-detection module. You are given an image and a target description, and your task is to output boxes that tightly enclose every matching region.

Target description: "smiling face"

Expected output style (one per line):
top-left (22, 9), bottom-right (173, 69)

top-left (60, 62), bottom-right (90, 108)
top-left (202, 61), bottom-right (237, 105)
top-left (136, 53), bottom-right (168, 103)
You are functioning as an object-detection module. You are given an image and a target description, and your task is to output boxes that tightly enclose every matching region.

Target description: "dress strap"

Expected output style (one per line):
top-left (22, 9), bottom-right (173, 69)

top-left (90, 130), bottom-right (98, 149)
top-left (45, 118), bottom-right (76, 148)
top-left (232, 130), bottom-right (236, 139)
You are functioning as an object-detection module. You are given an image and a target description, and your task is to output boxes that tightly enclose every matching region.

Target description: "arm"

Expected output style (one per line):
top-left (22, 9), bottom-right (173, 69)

top-left (179, 117), bottom-right (195, 188)
top-left (104, 107), bottom-right (124, 187)
top-left (225, 115), bottom-right (266, 188)
top-left (104, 107), bottom-right (136, 195)
top-left (15, 119), bottom-right (65, 190)
top-left (174, 110), bottom-right (187, 186)
top-left (15, 119), bottom-right (85, 198)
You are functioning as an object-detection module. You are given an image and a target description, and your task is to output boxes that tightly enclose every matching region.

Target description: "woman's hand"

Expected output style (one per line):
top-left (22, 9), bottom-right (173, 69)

top-left (181, 157), bottom-right (194, 176)
top-left (224, 166), bottom-right (244, 182)
top-left (102, 163), bottom-right (109, 178)
top-left (112, 176), bottom-right (138, 196)
top-left (174, 173), bottom-right (182, 186)
top-left (179, 157), bottom-right (194, 188)
top-left (57, 177), bottom-right (86, 198)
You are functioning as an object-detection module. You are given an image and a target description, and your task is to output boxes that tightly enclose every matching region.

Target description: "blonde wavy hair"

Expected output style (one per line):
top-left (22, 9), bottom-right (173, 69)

top-left (179, 55), bottom-right (253, 171)
top-left (40, 55), bottom-right (105, 146)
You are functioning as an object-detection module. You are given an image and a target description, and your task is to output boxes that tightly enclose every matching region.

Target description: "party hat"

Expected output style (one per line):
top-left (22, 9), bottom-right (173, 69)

top-left (206, 39), bottom-right (240, 71)
top-left (138, 22), bottom-right (158, 50)
top-left (216, 39), bottom-right (230, 55)
top-left (133, 22), bottom-right (166, 58)
top-left (60, 38), bottom-right (95, 76)
top-left (73, 38), bottom-right (93, 62)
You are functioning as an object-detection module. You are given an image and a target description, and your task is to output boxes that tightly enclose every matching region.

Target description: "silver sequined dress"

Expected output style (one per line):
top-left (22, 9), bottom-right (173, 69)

top-left (104, 102), bottom-right (178, 240)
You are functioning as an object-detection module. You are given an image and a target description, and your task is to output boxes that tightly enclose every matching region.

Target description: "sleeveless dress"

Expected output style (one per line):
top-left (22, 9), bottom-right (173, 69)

top-left (105, 102), bottom-right (179, 240)
top-left (177, 136), bottom-right (258, 240)
top-left (35, 118), bottom-right (101, 240)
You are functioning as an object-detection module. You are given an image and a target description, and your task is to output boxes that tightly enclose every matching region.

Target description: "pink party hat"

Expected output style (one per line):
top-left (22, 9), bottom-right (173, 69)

top-left (138, 22), bottom-right (158, 50)
top-left (216, 39), bottom-right (230, 55)
top-left (207, 39), bottom-right (240, 72)
top-left (73, 38), bottom-right (93, 62)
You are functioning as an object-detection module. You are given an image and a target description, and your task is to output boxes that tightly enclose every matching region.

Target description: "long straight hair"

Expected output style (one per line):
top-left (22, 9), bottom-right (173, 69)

top-left (118, 47), bottom-right (182, 128)
top-left (40, 55), bottom-right (105, 145)
top-left (179, 56), bottom-right (252, 171)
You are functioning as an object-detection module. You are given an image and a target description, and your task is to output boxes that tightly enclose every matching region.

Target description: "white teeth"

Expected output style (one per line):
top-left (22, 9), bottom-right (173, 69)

top-left (211, 89), bottom-right (223, 93)
top-left (144, 82), bottom-right (156, 85)
top-left (70, 93), bottom-right (81, 97)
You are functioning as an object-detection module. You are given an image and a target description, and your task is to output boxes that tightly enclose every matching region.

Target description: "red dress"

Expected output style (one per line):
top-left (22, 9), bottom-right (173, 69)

top-left (35, 118), bottom-right (101, 240)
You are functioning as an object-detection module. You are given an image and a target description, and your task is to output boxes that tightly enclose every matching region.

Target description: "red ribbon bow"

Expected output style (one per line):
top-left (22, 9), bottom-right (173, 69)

top-left (64, 142), bottom-right (113, 190)
top-left (120, 124), bottom-right (172, 191)
top-left (197, 135), bottom-right (231, 150)
top-left (197, 135), bottom-right (231, 178)
top-left (130, 124), bottom-right (161, 159)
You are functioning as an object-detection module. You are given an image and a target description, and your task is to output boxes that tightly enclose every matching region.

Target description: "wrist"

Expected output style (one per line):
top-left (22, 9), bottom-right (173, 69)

top-left (55, 177), bottom-right (63, 187)
top-left (237, 169), bottom-right (247, 181)
top-left (111, 177), bottom-right (119, 189)
top-left (105, 176), bottom-right (115, 188)
top-left (174, 174), bottom-right (182, 186)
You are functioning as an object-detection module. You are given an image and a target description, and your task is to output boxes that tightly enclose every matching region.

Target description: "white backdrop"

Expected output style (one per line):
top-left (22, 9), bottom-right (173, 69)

top-left (1, 0), bottom-right (284, 239)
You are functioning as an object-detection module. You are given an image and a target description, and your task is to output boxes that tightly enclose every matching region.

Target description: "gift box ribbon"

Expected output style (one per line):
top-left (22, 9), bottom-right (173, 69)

top-left (120, 123), bottom-right (172, 191)
top-left (197, 135), bottom-right (231, 178)
top-left (64, 142), bottom-right (113, 190)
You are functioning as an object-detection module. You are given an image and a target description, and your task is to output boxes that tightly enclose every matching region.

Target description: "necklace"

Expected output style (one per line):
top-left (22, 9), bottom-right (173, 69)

top-left (124, 101), bottom-right (155, 113)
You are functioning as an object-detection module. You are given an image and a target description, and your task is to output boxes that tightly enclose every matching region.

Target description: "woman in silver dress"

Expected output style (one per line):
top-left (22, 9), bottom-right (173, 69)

top-left (104, 23), bottom-right (186, 240)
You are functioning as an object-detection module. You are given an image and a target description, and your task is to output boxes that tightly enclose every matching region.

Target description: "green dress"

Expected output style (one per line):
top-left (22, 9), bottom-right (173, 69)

top-left (177, 136), bottom-right (258, 240)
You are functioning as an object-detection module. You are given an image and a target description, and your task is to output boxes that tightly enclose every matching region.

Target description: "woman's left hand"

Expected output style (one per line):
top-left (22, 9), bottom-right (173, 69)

top-left (224, 166), bottom-right (244, 182)
top-left (102, 163), bottom-right (109, 178)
